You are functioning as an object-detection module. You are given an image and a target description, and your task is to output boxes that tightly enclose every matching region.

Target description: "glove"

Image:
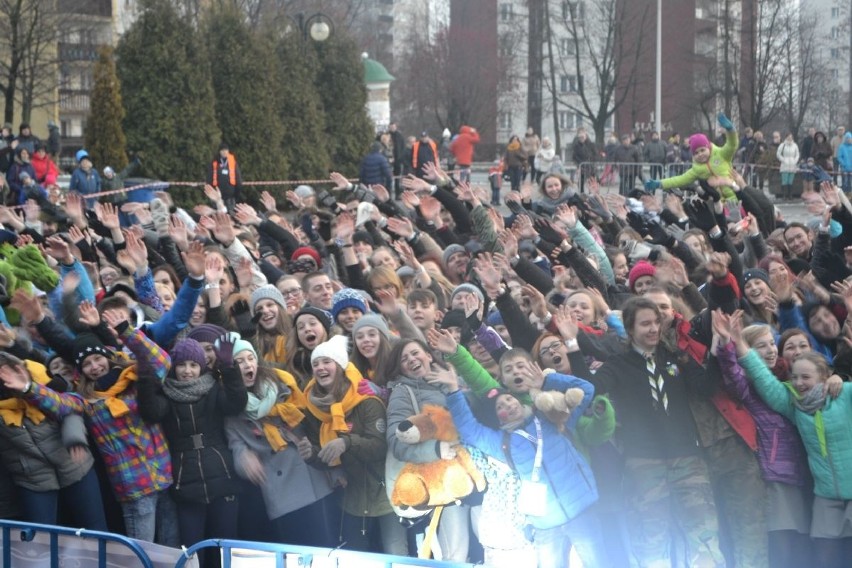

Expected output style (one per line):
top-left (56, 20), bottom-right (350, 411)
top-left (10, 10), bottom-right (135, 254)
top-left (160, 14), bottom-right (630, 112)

top-left (621, 239), bottom-right (653, 261)
top-left (357, 379), bottom-right (382, 397)
top-left (645, 221), bottom-right (675, 248)
top-left (214, 332), bottom-right (240, 367)
top-left (697, 180), bottom-right (721, 202)
top-left (229, 299), bottom-right (256, 339)
top-left (717, 112), bottom-right (734, 131)
top-left (314, 188), bottom-right (338, 211)
top-left (585, 196), bottom-right (612, 221)
top-left (684, 198), bottom-right (718, 232)
top-left (626, 211), bottom-right (649, 236)
top-left (644, 179), bottom-right (661, 191)
top-left (534, 218), bottom-right (567, 245)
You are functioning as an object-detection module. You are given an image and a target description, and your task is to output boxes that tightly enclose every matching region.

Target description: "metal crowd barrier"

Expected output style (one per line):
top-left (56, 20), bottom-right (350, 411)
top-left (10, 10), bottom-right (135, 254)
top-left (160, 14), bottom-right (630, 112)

top-left (0, 519), bottom-right (158, 568)
top-left (175, 539), bottom-right (475, 568)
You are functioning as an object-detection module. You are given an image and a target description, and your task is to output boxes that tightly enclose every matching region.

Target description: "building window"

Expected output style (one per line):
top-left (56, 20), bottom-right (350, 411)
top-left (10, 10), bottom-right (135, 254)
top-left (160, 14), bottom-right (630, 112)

top-left (560, 74), bottom-right (577, 93)
top-left (831, 7), bottom-right (840, 18)
top-left (559, 111), bottom-right (571, 130)
top-left (831, 48), bottom-right (840, 59)
top-left (831, 27), bottom-right (840, 39)
top-left (562, 1), bottom-right (585, 21)
top-left (499, 111), bottom-right (512, 129)
top-left (559, 38), bottom-right (576, 56)
top-left (500, 3), bottom-right (513, 21)
top-left (831, 69), bottom-right (840, 79)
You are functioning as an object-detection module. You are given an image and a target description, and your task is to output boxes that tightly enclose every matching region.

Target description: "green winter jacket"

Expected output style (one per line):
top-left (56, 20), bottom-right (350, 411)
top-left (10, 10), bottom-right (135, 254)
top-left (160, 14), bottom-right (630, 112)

top-left (661, 129), bottom-right (738, 201)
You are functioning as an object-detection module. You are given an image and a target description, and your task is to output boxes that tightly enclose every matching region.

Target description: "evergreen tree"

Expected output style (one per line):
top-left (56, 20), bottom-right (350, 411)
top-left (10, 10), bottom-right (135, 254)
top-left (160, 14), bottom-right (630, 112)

top-left (275, 35), bottom-right (330, 182)
top-left (115, 0), bottom-right (219, 206)
top-left (205, 5), bottom-right (286, 202)
top-left (85, 47), bottom-right (128, 171)
top-left (313, 35), bottom-right (373, 177)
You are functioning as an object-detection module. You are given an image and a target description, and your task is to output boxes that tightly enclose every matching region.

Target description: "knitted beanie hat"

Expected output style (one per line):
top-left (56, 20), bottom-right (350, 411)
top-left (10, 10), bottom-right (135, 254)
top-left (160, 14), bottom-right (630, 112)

top-left (294, 185), bottom-right (315, 199)
top-left (743, 268), bottom-right (770, 287)
top-left (295, 306), bottom-right (333, 334)
top-left (187, 323), bottom-right (227, 345)
top-left (351, 313), bottom-right (391, 339)
top-left (290, 246), bottom-right (321, 267)
top-left (442, 244), bottom-right (467, 267)
top-left (689, 133), bottom-right (711, 155)
top-left (628, 261), bottom-right (657, 291)
top-left (170, 339), bottom-right (208, 372)
top-left (451, 283), bottom-right (484, 304)
top-left (440, 309), bottom-right (468, 330)
top-left (233, 339), bottom-right (257, 359)
top-left (311, 335), bottom-right (350, 370)
top-left (331, 288), bottom-right (368, 321)
top-left (73, 333), bottom-right (112, 371)
top-left (486, 310), bottom-right (504, 327)
top-left (250, 284), bottom-right (288, 317)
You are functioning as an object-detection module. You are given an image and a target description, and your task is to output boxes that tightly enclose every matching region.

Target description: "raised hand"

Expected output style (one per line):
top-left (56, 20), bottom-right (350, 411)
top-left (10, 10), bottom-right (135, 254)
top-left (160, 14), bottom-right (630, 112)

top-left (181, 240), bottom-right (206, 278)
top-left (214, 332), bottom-right (240, 367)
top-left (554, 204), bottom-right (577, 229)
top-left (44, 236), bottom-right (73, 264)
top-left (522, 284), bottom-right (549, 320)
top-left (498, 230), bottom-right (519, 259)
top-left (535, 218), bottom-right (568, 245)
top-left (124, 231), bottom-right (149, 273)
top-left (260, 190), bottom-right (278, 212)
top-left (205, 252), bottom-right (225, 285)
top-left (385, 216), bottom-right (414, 240)
top-left (78, 300), bottom-right (101, 328)
top-left (426, 328), bottom-right (458, 355)
top-left (234, 203), bottom-right (262, 226)
top-left (425, 365), bottom-right (460, 393)
top-left (101, 308), bottom-right (129, 332)
top-left (211, 212), bottom-right (236, 246)
top-left (0, 323), bottom-right (17, 348)
top-left (333, 212), bottom-right (355, 242)
top-left (553, 304), bottom-right (579, 341)
top-left (472, 252), bottom-right (502, 291)
top-left (419, 195), bottom-right (441, 223)
top-left (487, 207), bottom-right (505, 233)
top-left (400, 174), bottom-right (431, 194)
top-left (512, 214), bottom-right (537, 240)
top-left (193, 204), bottom-right (216, 217)
top-left (705, 252), bottom-right (731, 279)
top-left (168, 215), bottom-right (189, 251)
top-left (203, 184), bottom-right (222, 204)
top-left (371, 184), bottom-right (390, 203)
top-left (10, 289), bottom-right (43, 324)
top-left (400, 190), bottom-right (420, 210)
top-left (65, 193), bottom-right (85, 224)
top-left (329, 171), bottom-right (351, 191)
top-left (374, 288), bottom-right (400, 317)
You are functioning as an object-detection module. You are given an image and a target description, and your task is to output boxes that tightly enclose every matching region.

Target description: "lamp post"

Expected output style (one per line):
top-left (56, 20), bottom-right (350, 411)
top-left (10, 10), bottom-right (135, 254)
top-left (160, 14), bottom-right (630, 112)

top-left (291, 12), bottom-right (334, 52)
top-left (655, 0), bottom-right (662, 134)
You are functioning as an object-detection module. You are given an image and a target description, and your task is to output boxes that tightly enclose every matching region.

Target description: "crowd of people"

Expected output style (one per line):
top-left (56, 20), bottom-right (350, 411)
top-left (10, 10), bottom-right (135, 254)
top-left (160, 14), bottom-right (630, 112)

top-left (1, 116), bottom-right (852, 568)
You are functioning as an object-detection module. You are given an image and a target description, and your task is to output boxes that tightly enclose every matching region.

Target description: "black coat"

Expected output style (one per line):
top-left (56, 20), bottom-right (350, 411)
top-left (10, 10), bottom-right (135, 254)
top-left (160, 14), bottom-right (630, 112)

top-left (137, 366), bottom-right (248, 504)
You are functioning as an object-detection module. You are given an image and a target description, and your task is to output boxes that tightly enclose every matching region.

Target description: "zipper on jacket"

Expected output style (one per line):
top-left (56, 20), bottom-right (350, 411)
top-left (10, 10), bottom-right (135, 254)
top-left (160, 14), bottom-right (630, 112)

top-left (212, 447), bottom-right (232, 479)
top-left (769, 430), bottom-right (778, 464)
top-left (189, 404), bottom-right (210, 504)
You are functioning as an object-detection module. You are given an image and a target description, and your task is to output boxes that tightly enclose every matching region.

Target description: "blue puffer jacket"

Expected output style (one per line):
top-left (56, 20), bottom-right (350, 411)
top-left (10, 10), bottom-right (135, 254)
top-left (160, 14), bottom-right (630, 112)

top-left (837, 133), bottom-right (852, 172)
top-left (359, 151), bottom-right (392, 189)
top-left (69, 167), bottom-right (101, 206)
top-left (740, 349), bottom-right (852, 499)
top-left (447, 373), bottom-right (598, 529)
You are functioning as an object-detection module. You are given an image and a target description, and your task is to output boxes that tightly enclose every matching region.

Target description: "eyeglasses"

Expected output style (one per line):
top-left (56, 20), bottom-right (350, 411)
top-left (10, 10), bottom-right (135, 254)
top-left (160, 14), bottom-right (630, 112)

top-left (281, 288), bottom-right (302, 297)
top-left (538, 342), bottom-right (563, 357)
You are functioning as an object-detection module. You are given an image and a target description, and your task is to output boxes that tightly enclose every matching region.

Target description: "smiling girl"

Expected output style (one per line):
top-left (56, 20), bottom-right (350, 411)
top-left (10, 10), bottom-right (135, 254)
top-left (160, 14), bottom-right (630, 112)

top-left (285, 307), bottom-right (333, 388)
top-left (300, 335), bottom-right (406, 554)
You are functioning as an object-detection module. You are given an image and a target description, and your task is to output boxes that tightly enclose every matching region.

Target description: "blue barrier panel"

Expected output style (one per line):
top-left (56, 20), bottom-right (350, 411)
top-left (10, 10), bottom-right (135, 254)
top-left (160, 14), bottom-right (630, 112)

top-left (175, 539), bottom-right (475, 568)
top-left (0, 519), bottom-right (154, 568)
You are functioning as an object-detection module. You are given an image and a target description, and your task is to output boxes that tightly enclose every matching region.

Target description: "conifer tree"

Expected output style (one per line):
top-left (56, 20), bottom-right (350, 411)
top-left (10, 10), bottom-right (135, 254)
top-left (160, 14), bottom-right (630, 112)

top-left (205, 5), bottom-right (286, 202)
top-left (115, 0), bottom-right (219, 199)
top-left (85, 47), bottom-right (128, 171)
top-left (275, 35), bottom-right (330, 182)
top-left (313, 35), bottom-right (374, 177)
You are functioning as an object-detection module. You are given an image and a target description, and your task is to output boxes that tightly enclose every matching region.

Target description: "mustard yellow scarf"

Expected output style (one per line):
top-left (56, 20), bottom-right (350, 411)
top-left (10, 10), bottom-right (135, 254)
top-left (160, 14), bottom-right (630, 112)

top-left (303, 363), bottom-right (379, 465)
top-left (261, 369), bottom-right (307, 452)
top-left (0, 361), bottom-right (52, 427)
top-left (92, 366), bottom-right (138, 418)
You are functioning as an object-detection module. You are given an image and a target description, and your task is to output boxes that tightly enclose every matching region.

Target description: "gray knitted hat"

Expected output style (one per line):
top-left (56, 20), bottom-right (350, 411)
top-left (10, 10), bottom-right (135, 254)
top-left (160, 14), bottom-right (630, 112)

top-left (250, 284), bottom-right (288, 316)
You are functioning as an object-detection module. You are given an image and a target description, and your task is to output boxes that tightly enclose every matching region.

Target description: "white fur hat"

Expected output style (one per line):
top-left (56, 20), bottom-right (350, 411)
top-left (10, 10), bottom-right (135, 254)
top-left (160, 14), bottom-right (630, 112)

top-left (311, 334), bottom-right (350, 370)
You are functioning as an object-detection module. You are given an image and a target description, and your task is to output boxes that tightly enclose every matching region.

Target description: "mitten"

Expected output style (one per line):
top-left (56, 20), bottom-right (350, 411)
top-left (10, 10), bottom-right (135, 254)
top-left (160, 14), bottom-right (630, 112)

top-left (717, 112), bottom-right (734, 131)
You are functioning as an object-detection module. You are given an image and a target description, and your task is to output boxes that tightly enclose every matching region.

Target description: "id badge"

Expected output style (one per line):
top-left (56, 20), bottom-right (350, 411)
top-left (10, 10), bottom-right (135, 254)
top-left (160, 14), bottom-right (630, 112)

top-left (222, 169), bottom-right (229, 175)
top-left (517, 480), bottom-right (547, 517)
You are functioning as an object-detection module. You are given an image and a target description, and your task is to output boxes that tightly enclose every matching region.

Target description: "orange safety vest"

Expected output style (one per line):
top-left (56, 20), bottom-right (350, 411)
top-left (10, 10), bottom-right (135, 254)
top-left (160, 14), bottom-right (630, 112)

top-left (211, 153), bottom-right (237, 187)
top-left (412, 140), bottom-right (438, 170)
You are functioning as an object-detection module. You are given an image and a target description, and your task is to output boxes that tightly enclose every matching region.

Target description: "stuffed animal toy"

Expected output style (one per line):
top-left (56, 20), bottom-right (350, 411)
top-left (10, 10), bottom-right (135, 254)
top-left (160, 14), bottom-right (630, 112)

top-left (391, 404), bottom-right (486, 510)
top-left (0, 243), bottom-right (56, 325)
top-left (645, 112), bottom-right (739, 202)
top-left (529, 386), bottom-right (585, 428)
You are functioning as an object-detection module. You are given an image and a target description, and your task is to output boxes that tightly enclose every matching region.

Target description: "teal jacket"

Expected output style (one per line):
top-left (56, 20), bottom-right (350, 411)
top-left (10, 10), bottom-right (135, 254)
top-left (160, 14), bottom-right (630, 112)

top-left (740, 349), bottom-right (852, 499)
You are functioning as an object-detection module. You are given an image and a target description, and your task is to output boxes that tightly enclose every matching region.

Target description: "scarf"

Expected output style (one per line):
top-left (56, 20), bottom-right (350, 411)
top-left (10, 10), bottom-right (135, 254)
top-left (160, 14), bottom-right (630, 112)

top-left (0, 361), bottom-right (52, 427)
top-left (92, 366), bottom-right (138, 418)
top-left (788, 382), bottom-right (829, 456)
top-left (304, 363), bottom-right (378, 466)
top-left (499, 405), bottom-right (534, 432)
top-left (262, 336), bottom-right (287, 365)
top-left (507, 140), bottom-right (521, 152)
top-left (162, 373), bottom-right (216, 404)
top-left (246, 370), bottom-right (306, 452)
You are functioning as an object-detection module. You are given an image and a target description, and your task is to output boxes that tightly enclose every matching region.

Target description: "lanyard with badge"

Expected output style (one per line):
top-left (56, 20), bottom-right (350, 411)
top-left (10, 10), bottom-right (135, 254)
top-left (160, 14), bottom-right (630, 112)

top-left (513, 416), bottom-right (548, 517)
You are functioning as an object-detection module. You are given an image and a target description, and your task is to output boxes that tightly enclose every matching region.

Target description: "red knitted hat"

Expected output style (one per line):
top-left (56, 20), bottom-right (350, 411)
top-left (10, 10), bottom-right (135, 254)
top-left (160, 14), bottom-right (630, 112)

top-left (628, 261), bottom-right (657, 291)
top-left (290, 246), bottom-right (321, 267)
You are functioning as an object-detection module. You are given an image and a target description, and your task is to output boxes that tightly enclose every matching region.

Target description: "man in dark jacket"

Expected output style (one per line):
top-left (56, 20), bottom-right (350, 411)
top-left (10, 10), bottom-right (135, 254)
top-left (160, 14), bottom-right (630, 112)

top-left (207, 142), bottom-right (242, 213)
top-left (612, 134), bottom-right (644, 195)
top-left (388, 123), bottom-right (406, 197)
top-left (14, 123), bottom-right (40, 156)
top-left (643, 131), bottom-right (667, 180)
top-left (359, 141), bottom-right (392, 189)
top-left (571, 128), bottom-right (597, 193)
top-left (46, 121), bottom-right (61, 160)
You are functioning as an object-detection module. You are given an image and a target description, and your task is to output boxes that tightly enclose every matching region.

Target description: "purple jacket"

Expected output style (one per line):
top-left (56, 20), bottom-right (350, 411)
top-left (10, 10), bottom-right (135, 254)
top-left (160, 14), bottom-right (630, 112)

top-left (716, 342), bottom-right (809, 486)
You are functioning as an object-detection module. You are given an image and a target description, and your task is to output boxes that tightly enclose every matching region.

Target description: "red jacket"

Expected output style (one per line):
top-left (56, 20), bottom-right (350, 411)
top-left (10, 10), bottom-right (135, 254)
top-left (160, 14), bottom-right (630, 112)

top-left (449, 126), bottom-right (480, 166)
top-left (31, 153), bottom-right (58, 186)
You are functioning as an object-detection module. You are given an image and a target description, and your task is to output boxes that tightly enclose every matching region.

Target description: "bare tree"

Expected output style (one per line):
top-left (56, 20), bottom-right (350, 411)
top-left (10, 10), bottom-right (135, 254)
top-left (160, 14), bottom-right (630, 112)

top-left (777, 9), bottom-right (821, 138)
top-left (544, 0), bottom-right (650, 147)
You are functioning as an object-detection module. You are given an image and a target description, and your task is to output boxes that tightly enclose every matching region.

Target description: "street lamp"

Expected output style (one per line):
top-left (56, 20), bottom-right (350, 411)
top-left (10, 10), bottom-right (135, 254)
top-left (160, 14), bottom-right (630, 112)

top-left (291, 13), bottom-right (334, 48)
